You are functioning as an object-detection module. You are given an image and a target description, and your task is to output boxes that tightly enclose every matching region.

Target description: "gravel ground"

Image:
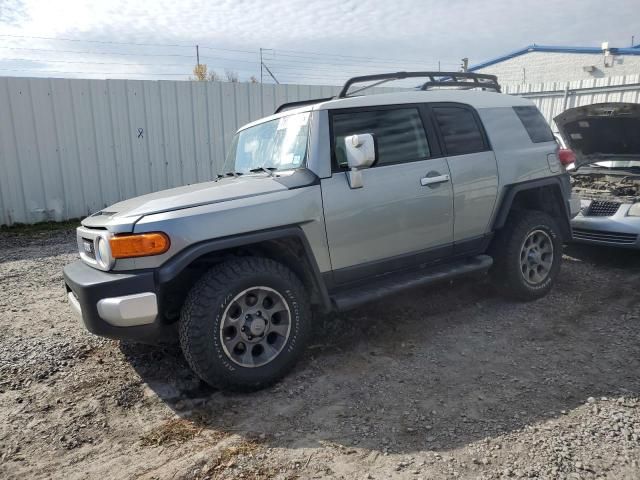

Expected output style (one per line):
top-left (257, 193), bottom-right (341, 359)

top-left (1, 226), bottom-right (639, 479)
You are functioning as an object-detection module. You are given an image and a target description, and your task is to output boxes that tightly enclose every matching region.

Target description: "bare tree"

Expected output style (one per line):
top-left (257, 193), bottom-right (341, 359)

top-left (225, 70), bottom-right (239, 83)
top-left (208, 70), bottom-right (221, 82)
top-left (248, 75), bottom-right (259, 84)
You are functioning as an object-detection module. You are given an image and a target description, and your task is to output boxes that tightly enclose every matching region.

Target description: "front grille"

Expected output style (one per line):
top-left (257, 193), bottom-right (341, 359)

top-left (585, 200), bottom-right (620, 217)
top-left (572, 228), bottom-right (638, 245)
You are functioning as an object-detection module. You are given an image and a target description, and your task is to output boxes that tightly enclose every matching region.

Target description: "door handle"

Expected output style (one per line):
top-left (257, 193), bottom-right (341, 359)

top-left (420, 174), bottom-right (450, 186)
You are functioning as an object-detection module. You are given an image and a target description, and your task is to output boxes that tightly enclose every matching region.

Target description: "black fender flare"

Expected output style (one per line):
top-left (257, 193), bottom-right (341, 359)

top-left (155, 226), bottom-right (332, 312)
top-left (492, 175), bottom-right (572, 239)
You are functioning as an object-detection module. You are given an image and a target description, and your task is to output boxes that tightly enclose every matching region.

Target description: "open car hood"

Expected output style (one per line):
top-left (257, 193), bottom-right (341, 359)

top-left (554, 102), bottom-right (640, 169)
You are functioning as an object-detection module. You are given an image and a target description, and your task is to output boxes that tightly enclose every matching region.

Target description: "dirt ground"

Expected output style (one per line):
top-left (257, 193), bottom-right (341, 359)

top-left (1, 226), bottom-right (640, 480)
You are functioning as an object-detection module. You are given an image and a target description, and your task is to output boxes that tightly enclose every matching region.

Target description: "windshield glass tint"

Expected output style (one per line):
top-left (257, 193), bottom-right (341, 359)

top-left (224, 112), bottom-right (310, 174)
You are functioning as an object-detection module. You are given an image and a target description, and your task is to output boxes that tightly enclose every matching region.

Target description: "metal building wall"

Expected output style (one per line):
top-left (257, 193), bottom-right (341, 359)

top-left (0, 77), bottom-right (344, 226)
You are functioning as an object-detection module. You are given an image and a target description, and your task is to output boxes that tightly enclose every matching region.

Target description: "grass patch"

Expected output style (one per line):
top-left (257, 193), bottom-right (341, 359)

top-left (217, 440), bottom-right (262, 465)
top-left (140, 418), bottom-right (230, 447)
top-left (140, 418), bottom-right (203, 447)
top-left (0, 219), bottom-right (80, 235)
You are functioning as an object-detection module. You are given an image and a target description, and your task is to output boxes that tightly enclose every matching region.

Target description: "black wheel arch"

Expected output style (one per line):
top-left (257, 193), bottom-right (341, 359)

top-left (492, 175), bottom-right (572, 241)
top-left (155, 226), bottom-right (332, 314)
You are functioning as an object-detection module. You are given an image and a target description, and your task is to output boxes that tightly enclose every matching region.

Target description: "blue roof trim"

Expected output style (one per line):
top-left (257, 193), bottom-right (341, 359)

top-left (470, 44), bottom-right (640, 71)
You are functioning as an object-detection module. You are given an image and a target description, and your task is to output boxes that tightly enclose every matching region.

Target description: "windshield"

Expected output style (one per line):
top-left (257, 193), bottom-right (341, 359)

top-left (223, 112), bottom-right (310, 174)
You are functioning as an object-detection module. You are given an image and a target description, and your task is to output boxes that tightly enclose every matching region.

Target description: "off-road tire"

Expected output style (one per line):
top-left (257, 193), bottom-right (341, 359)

top-left (179, 257), bottom-right (311, 391)
top-left (489, 210), bottom-right (562, 301)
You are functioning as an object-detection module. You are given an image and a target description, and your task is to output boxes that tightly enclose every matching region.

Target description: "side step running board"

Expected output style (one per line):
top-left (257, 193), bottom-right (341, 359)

top-left (331, 254), bottom-right (493, 312)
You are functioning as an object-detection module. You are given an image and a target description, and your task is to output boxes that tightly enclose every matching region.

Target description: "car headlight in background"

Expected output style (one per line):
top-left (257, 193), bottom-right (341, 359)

top-left (627, 203), bottom-right (640, 217)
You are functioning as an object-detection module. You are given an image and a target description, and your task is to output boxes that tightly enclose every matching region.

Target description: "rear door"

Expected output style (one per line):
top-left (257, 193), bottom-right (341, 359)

top-left (321, 105), bottom-right (454, 284)
top-left (429, 103), bottom-right (498, 248)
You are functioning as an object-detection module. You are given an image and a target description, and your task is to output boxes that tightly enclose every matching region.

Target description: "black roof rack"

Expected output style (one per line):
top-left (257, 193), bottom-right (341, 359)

top-left (274, 97), bottom-right (334, 114)
top-left (274, 71), bottom-right (500, 114)
top-left (337, 71), bottom-right (501, 97)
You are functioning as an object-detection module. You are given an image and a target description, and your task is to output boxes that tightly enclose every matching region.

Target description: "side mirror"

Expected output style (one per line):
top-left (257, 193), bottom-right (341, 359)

top-left (344, 133), bottom-right (376, 189)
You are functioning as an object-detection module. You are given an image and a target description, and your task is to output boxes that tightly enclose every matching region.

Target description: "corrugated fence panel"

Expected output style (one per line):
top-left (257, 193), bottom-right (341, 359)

top-left (0, 77), bottom-right (27, 225)
top-left (3, 75), bottom-right (638, 225)
top-left (1, 77), bottom-right (362, 225)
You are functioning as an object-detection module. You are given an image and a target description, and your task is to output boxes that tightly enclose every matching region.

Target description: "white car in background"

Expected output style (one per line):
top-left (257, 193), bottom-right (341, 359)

top-left (555, 103), bottom-right (640, 248)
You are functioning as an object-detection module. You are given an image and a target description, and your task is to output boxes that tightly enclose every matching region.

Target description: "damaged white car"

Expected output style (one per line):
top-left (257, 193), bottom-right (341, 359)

top-left (555, 102), bottom-right (640, 248)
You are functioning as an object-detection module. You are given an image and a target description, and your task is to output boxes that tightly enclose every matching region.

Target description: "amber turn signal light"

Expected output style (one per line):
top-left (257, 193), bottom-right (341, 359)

top-left (109, 232), bottom-right (170, 259)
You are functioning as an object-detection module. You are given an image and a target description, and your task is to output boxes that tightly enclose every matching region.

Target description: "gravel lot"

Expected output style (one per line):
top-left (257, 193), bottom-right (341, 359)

top-left (1, 226), bottom-right (640, 479)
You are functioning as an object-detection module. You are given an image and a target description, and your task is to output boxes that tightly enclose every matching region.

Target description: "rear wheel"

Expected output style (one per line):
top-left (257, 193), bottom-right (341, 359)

top-left (179, 257), bottom-right (311, 391)
top-left (490, 210), bottom-right (562, 300)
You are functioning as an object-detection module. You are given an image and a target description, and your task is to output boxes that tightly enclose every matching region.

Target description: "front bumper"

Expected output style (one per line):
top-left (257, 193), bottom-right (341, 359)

top-left (63, 260), bottom-right (177, 343)
top-left (570, 203), bottom-right (640, 249)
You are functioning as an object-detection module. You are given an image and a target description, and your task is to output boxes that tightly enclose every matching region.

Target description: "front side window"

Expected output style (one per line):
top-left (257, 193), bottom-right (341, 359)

top-left (332, 108), bottom-right (430, 168)
top-left (224, 112), bottom-right (310, 174)
top-left (433, 106), bottom-right (487, 156)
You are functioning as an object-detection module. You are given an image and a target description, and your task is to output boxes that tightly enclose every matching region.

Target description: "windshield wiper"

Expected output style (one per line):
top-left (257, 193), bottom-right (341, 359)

top-left (249, 167), bottom-right (277, 176)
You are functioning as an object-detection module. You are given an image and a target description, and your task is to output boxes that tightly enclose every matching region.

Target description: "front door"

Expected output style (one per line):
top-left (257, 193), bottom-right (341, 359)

top-left (321, 105), bottom-right (454, 285)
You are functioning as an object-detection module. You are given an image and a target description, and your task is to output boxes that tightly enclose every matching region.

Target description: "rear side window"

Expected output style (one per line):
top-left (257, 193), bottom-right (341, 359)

top-left (513, 106), bottom-right (555, 143)
top-left (332, 108), bottom-right (430, 167)
top-left (432, 106), bottom-right (487, 156)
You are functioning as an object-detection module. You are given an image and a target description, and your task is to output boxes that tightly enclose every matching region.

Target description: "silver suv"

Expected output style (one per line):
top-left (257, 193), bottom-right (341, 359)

top-left (64, 72), bottom-right (577, 390)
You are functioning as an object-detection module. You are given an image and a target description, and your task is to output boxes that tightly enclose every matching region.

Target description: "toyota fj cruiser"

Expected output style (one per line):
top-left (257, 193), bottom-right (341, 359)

top-left (64, 72), bottom-right (579, 390)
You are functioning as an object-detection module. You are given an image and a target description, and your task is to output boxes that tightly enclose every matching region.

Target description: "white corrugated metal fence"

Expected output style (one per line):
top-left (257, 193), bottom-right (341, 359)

top-left (0, 77), bottom-right (344, 226)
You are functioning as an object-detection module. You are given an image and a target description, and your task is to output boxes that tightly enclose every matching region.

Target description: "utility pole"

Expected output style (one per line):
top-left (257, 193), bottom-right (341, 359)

top-left (260, 48), bottom-right (278, 84)
top-left (461, 57), bottom-right (469, 72)
top-left (196, 45), bottom-right (200, 68)
top-left (438, 60), bottom-right (441, 72)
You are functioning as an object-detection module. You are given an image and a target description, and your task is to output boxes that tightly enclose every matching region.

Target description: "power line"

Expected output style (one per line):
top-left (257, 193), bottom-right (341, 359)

top-left (0, 34), bottom-right (258, 55)
top-left (0, 34), bottom-right (459, 84)
top-left (0, 68), bottom-right (192, 76)
top-left (0, 45), bottom-right (196, 58)
top-left (3, 56), bottom-right (196, 67)
top-left (264, 51), bottom-right (460, 67)
top-left (1, 50), bottom-right (451, 78)
top-left (0, 33), bottom-right (455, 67)
top-left (268, 47), bottom-right (460, 65)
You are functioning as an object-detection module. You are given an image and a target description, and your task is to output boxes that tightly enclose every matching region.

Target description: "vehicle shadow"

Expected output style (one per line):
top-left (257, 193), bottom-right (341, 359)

top-left (121, 258), bottom-right (640, 454)
top-left (564, 242), bottom-right (640, 269)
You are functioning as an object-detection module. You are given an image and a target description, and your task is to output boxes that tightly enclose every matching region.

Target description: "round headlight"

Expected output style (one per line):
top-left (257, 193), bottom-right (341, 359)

top-left (628, 203), bottom-right (640, 217)
top-left (95, 236), bottom-right (112, 270)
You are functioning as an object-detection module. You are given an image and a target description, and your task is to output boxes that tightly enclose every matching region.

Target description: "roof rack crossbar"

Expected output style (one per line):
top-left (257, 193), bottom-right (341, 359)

top-left (338, 71), bottom-right (501, 97)
top-left (274, 97), bottom-right (334, 114)
top-left (348, 78), bottom-right (395, 96)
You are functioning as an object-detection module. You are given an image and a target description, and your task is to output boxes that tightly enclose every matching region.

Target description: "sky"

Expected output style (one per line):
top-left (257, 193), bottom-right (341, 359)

top-left (0, 0), bottom-right (638, 85)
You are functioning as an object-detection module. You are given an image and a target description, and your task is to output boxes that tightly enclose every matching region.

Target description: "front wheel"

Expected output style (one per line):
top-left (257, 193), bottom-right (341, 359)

top-left (179, 257), bottom-right (311, 391)
top-left (490, 210), bottom-right (563, 301)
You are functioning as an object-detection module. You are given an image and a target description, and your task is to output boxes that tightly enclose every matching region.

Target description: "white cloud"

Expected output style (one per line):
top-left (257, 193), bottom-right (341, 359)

top-left (0, 0), bottom-right (638, 83)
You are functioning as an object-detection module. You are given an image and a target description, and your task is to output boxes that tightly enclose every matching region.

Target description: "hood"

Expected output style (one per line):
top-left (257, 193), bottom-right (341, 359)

top-left (554, 102), bottom-right (640, 169)
top-left (81, 174), bottom-right (289, 229)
